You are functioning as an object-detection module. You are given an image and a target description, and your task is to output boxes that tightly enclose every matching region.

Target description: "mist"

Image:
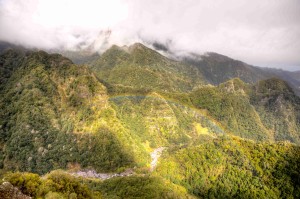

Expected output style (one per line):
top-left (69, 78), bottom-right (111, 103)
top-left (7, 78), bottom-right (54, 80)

top-left (0, 0), bottom-right (299, 70)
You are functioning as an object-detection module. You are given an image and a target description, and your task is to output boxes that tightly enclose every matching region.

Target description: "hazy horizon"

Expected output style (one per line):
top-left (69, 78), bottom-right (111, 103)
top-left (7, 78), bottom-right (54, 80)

top-left (0, 0), bottom-right (299, 71)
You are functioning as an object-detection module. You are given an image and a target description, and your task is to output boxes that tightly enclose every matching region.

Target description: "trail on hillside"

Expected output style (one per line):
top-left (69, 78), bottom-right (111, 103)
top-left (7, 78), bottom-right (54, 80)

top-left (71, 147), bottom-right (166, 180)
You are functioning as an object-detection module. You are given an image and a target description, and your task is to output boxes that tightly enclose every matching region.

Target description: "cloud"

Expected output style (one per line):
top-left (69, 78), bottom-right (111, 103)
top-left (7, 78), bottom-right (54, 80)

top-left (0, 0), bottom-right (129, 49)
top-left (0, 0), bottom-right (299, 70)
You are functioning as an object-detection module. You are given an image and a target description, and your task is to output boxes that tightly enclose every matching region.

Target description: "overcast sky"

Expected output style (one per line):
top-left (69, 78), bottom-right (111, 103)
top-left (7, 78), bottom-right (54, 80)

top-left (0, 0), bottom-right (299, 71)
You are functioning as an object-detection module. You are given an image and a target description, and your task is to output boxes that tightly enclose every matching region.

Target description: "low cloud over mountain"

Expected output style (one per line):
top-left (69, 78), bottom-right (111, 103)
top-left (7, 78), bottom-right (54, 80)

top-left (0, 0), bottom-right (300, 70)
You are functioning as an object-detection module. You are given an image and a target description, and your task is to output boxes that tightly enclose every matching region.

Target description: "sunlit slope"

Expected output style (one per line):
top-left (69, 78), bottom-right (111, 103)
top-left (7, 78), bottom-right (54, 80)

top-left (156, 136), bottom-right (300, 198)
top-left (190, 78), bottom-right (300, 143)
top-left (1, 170), bottom-right (196, 199)
top-left (0, 49), bottom-right (223, 175)
top-left (109, 93), bottom-right (224, 148)
top-left (250, 78), bottom-right (300, 143)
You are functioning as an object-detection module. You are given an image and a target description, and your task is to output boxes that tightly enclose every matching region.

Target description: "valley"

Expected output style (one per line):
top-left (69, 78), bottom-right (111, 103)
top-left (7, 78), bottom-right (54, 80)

top-left (71, 147), bottom-right (166, 180)
top-left (0, 42), bottom-right (299, 198)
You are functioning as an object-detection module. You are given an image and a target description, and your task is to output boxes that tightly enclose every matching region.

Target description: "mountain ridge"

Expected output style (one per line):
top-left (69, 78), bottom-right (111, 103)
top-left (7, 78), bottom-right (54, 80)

top-left (0, 42), bottom-right (300, 198)
top-left (1, 40), bottom-right (299, 95)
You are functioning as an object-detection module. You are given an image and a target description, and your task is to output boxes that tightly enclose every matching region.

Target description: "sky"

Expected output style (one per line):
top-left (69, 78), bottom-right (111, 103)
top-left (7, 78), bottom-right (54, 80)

top-left (0, 0), bottom-right (299, 71)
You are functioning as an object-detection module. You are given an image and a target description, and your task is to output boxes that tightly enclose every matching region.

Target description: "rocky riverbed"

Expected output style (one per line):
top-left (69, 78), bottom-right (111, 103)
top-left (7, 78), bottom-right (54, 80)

top-left (71, 147), bottom-right (166, 180)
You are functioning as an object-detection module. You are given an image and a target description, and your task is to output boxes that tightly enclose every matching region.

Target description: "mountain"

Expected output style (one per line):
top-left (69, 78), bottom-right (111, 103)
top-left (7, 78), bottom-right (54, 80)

top-left (86, 42), bottom-right (300, 143)
top-left (0, 43), bottom-right (300, 198)
top-left (290, 70), bottom-right (300, 80)
top-left (0, 47), bottom-right (225, 173)
top-left (181, 52), bottom-right (300, 96)
top-left (88, 43), bottom-right (206, 93)
top-left (0, 49), bottom-right (144, 174)
top-left (250, 78), bottom-right (300, 143)
top-left (86, 42), bottom-right (300, 97)
top-left (57, 50), bottom-right (99, 65)
top-left (182, 52), bottom-right (272, 85)
top-left (260, 68), bottom-right (300, 96)
top-left (190, 78), bottom-right (300, 143)
top-left (0, 47), bottom-right (220, 198)
top-left (0, 41), bottom-right (27, 53)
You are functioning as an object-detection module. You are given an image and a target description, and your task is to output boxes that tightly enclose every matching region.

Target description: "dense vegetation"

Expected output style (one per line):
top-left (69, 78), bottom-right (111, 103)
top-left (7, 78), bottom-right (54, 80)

top-left (0, 48), bottom-right (225, 175)
top-left (109, 94), bottom-right (224, 148)
top-left (88, 43), bottom-right (300, 144)
top-left (91, 175), bottom-right (194, 199)
top-left (1, 171), bottom-right (194, 199)
top-left (1, 136), bottom-right (299, 199)
top-left (1, 170), bottom-right (101, 198)
top-left (190, 79), bottom-right (269, 141)
top-left (0, 42), bottom-right (300, 198)
top-left (0, 50), bottom-right (146, 174)
top-left (156, 136), bottom-right (300, 198)
top-left (190, 78), bottom-right (300, 143)
top-left (250, 78), bottom-right (300, 143)
top-left (88, 43), bottom-right (205, 93)
top-left (182, 52), bottom-right (272, 85)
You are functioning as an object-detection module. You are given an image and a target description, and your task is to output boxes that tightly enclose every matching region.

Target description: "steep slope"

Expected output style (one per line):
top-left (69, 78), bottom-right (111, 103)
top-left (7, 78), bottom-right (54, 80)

top-left (182, 52), bottom-right (272, 85)
top-left (109, 93), bottom-right (224, 148)
top-left (0, 49), bottom-right (26, 89)
top-left (88, 43), bottom-right (205, 93)
top-left (1, 47), bottom-right (299, 176)
top-left (190, 78), bottom-right (271, 141)
top-left (57, 50), bottom-right (99, 65)
top-left (261, 68), bottom-right (300, 96)
top-left (182, 51), bottom-right (300, 96)
top-left (0, 48), bottom-right (227, 175)
top-left (250, 78), bottom-right (300, 143)
top-left (0, 41), bottom-right (27, 54)
top-left (290, 70), bottom-right (300, 80)
top-left (190, 78), bottom-right (300, 143)
top-left (0, 49), bottom-right (149, 174)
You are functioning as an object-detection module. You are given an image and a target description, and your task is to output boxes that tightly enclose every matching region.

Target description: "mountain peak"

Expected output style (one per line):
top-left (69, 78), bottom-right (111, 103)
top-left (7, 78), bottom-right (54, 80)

top-left (129, 42), bottom-right (146, 48)
top-left (219, 78), bottom-right (248, 94)
top-left (128, 43), bottom-right (151, 53)
top-left (256, 77), bottom-right (294, 95)
top-left (203, 52), bottom-right (237, 63)
top-left (103, 43), bottom-right (150, 55)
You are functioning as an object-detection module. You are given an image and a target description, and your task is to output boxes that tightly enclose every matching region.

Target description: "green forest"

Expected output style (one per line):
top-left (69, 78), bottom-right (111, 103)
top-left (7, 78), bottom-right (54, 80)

top-left (0, 43), bottom-right (299, 198)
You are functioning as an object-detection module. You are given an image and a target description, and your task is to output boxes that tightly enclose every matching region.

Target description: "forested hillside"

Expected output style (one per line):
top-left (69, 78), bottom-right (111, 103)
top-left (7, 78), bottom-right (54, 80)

top-left (0, 48), bottom-right (224, 174)
top-left (0, 43), bottom-right (299, 198)
top-left (0, 49), bottom-right (144, 174)
top-left (190, 78), bottom-right (300, 143)
top-left (182, 52), bottom-right (272, 85)
top-left (88, 43), bottom-right (205, 93)
top-left (156, 136), bottom-right (300, 198)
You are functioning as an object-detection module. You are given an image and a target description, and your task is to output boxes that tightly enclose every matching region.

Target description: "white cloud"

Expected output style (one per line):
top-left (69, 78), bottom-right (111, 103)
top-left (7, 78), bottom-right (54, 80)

top-left (0, 0), bottom-right (129, 49)
top-left (0, 0), bottom-right (299, 70)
